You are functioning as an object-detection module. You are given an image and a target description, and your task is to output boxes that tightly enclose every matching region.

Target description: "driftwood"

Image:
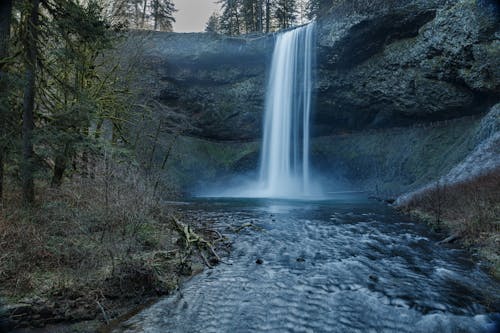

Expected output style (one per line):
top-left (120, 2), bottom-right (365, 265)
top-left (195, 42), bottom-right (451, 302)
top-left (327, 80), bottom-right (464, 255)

top-left (96, 300), bottom-right (110, 325)
top-left (437, 232), bottom-right (462, 245)
top-left (171, 215), bottom-right (221, 268)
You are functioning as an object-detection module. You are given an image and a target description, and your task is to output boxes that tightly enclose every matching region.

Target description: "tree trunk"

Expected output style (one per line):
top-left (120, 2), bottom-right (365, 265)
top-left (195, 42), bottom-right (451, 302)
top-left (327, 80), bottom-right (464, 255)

top-left (0, 0), bottom-right (12, 65)
top-left (235, 7), bottom-right (240, 35)
top-left (141, 0), bottom-right (148, 28)
top-left (0, 153), bottom-right (3, 205)
top-left (258, 0), bottom-right (263, 32)
top-left (51, 154), bottom-right (66, 188)
top-left (22, 0), bottom-right (39, 205)
top-left (134, 2), bottom-right (140, 28)
top-left (266, 0), bottom-right (271, 33)
top-left (153, 0), bottom-right (158, 30)
top-left (0, 0), bottom-right (13, 204)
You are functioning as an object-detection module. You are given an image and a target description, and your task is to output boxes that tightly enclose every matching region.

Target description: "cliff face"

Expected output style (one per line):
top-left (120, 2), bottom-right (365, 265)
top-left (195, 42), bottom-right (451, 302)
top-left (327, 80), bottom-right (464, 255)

top-left (131, 32), bottom-right (273, 141)
top-left (315, 0), bottom-right (499, 135)
top-left (128, 0), bottom-right (500, 195)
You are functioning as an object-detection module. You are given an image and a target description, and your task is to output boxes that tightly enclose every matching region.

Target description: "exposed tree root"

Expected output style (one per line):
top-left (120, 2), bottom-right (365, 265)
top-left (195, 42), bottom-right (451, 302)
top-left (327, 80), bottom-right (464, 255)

top-left (171, 215), bottom-right (222, 268)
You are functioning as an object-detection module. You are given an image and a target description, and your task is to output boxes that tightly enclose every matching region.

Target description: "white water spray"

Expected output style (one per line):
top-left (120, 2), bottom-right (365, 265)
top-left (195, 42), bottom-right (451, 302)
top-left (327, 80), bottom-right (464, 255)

top-left (199, 23), bottom-right (319, 199)
top-left (255, 23), bottom-right (317, 198)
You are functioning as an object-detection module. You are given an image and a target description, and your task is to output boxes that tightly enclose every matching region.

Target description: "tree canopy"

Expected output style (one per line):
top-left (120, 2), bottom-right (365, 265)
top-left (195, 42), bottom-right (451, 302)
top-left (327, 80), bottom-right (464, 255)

top-left (0, 0), bottom-right (140, 204)
top-left (211, 0), bottom-right (316, 35)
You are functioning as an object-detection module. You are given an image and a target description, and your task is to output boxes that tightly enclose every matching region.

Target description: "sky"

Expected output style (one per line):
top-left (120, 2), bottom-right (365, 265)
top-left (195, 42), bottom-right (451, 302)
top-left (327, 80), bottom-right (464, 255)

top-left (173, 0), bottom-right (220, 32)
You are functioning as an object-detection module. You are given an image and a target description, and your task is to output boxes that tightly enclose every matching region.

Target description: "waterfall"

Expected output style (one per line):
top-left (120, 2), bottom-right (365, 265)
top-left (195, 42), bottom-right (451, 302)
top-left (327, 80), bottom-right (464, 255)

top-left (200, 23), bottom-right (319, 199)
top-left (257, 23), bottom-right (316, 198)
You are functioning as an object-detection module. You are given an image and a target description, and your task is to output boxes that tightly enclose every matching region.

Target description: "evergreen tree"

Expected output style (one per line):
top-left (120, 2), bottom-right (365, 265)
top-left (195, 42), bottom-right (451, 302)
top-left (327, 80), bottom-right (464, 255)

top-left (99, 0), bottom-right (176, 31)
top-left (265, 0), bottom-right (272, 32)
top-left (205, 12), bottom-right (221, 33)
top-left (218, 0), bottom-right (270, 34)
top-left (151, 0), bottom-right (177, 31)
top-left (41, 0), bottom-right (120, 187)
top-left (0, 0), bottom-right (133, 202)
top-left (216, 0), bottom-right (308, 34)
top-left (297, 0), bottom-right (309, 24)
top-left (21, 0), bottom-right (40, 204)
top-left (307, 0), bottom-right (328, 19)
top-left (0, 0), bottom-right (13, 203)
top-left (242, 0), bottom-right (261, 32)
top-left (218, 0), bottom-right (242, 35)
top-left (275, 0), bottom-right (297, 29)
top-left (256, 0), bottom-right (264, 32)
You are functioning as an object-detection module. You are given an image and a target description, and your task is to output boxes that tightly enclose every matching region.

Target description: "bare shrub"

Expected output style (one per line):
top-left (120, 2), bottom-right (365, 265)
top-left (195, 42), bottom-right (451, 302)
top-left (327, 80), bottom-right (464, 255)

top-left (0, 149), bottom-right (176, 299)
top-left (402, 168), bottom-right (500, 242)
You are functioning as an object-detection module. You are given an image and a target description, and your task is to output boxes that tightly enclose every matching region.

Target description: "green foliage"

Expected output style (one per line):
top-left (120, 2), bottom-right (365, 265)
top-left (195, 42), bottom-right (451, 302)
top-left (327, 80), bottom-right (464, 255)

top-left (218, 0), bottom-right (243, 35)
top-left (151, 0), bottom-right (177, 31)
top-left (0, 0), bottom-right (141, 203)
top-left (307, 0), bottom-right (328, 19)
top-left (274, 0), bottom-right (298, 28)
top-left (242, 0), bottom-right (264, 32)
top-left (205, 12), bottom-right (222, 33)
top-left (215, 0), bottom-right (310, 35)
top-left (106, 0), bottom-right (176, 32)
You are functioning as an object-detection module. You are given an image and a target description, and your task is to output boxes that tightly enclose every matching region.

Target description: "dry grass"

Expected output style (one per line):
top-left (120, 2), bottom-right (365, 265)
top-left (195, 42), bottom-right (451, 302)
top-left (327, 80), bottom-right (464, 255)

top-left (0, 152), bottom-right (194, 327)
top-left (399, 168), bottom-right (500, 277)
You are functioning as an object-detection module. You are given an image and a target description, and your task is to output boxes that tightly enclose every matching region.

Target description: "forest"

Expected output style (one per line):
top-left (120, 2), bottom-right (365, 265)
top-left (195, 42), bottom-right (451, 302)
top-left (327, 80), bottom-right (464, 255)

top-left (0, 0), bottom-right (499, 332)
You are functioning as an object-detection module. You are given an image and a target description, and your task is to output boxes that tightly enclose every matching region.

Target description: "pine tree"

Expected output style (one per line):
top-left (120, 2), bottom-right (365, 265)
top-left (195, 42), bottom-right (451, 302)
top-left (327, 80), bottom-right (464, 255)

top-left (41, 0), bottom-right (115, 187)
top-left (242, 0), bottom-right (266, 33)
top-left (151, 0), bottom-right (177, 31)
top-left (275, 0), bottom-right (297, 29)
top-left (297, 0), bottom-right (309, 24)
top-left (42, 0), bottom-right (133, 187)
top-left (218, 0), bottom-right (242, 35)
top-left (307, 0), bottom-right (327, 19)
top-left (242, 0), bottom-right (258, 32)
top-left (21, 0), bottom-right (40, 204)
top-left (0, 0), bottom-right (133, 199)
top-left (205, 12), bottom-right (221, 33)
top-left (0, 0), bottom-right (13, 203)
top-left (256, 0), bottom-right (264, 32)
top-left (265, 0), bottom-right (272, 32)
top-left (99, 0), bottom-right (176, 31)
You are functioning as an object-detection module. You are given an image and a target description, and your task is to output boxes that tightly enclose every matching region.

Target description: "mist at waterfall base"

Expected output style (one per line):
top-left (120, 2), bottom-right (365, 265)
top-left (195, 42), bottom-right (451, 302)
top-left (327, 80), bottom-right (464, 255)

top-left (198, 23), bottom-right (329, 200)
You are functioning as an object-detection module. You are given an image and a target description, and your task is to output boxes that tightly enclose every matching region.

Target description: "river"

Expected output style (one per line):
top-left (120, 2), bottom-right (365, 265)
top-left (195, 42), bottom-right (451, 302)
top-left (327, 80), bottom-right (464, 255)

top-left (114, 195), bottom-right (499, 333)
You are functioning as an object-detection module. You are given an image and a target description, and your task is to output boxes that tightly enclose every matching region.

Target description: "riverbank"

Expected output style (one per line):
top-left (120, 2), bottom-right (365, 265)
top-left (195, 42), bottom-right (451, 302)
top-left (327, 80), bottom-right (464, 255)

top-left (110, 197), bottom-right (500, 332)
top-left (397, 169), bottom-right (500, 279)
top-left (0, 160), bottom-right (228, 332)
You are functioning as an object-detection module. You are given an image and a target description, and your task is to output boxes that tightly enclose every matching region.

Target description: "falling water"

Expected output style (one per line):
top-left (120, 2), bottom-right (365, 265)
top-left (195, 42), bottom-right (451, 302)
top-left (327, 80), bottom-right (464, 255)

top-left (257, 23), bottom-right (316, 198)
top-left (199, 23), bottom-right (318, 199)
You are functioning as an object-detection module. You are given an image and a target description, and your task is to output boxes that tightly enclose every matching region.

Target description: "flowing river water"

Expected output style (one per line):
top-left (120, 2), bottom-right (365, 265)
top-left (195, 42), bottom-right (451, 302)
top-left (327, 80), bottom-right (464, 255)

top-left (114, 196), bottom-right (499, 333)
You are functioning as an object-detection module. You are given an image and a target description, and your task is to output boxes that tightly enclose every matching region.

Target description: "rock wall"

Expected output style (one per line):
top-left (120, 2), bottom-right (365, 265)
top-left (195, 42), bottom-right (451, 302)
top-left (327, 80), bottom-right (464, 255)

top-left (126, 32), bottom-right (273, 141)
top-left (314, 0), bottom-right (499, 135)
top-left (126, 0), bottom-right (499, 196)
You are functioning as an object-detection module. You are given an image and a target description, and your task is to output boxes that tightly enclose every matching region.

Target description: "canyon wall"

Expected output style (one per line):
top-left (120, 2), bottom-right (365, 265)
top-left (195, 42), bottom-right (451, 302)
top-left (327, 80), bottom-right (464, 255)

top-left (126, 0), bottom-right (499, 196)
